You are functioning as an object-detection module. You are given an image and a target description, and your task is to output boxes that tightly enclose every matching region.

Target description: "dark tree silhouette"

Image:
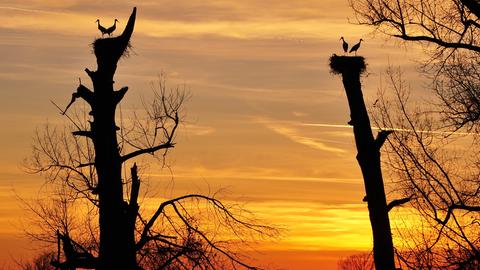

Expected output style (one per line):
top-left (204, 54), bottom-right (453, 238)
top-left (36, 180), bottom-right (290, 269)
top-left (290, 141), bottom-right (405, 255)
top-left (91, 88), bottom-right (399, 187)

top-left (329, 55), bottom-right (403, 270)
top-left (349, 0), bottom-right (480, 132)
top-left (337, 252), bottom-right (374, 270)
top-left (348, 0), bottom-right (480, 267)
top-left (25, 7), bottom-right (276, 270)
top-left (369, 67), bottom-right (480, 269)
top-left (18, 252), bottom-right (56, 270)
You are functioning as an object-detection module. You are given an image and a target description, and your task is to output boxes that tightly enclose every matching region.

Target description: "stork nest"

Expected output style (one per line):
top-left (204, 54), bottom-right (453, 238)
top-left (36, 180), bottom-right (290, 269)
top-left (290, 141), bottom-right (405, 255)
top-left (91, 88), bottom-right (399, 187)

top-left (93, 37), bottom-right (132, 60)
top-left (329, 54), bottom-right (366, 75)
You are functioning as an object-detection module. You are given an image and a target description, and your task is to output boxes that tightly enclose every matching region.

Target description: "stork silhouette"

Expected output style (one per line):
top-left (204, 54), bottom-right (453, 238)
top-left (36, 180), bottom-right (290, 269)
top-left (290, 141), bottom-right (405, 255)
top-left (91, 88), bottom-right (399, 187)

top-left (95, 19), bottom-right (108, 36)
top-left (349, 39), bottom-right (363, 55)
top-left (340, 37), bottom-right (349, 54)
top-left (105, 19), bottom-right (119, 36)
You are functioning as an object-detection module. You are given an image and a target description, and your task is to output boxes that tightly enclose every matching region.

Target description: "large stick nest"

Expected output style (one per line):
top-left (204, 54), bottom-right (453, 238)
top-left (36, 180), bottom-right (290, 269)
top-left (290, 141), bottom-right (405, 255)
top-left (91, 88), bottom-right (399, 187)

top-left (329, 55), bottom-right (366, 75)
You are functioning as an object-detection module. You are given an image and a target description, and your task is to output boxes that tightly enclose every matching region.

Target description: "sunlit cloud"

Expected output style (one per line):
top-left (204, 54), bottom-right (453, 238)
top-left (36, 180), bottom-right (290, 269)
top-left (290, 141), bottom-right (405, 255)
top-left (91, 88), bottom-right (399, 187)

top-left (0, 6), bottom-right (57, 14)
top-left (302, 122), bottom-right (478, 136)
top-left (302, 122), bottom-right (352, 129)
top-left (182, 123), bottom-right (215, 136)
top-left (0, 3), bottom-right (367, 40)
top-left (268, 125), bottom-right (346, 153)
top-left (147, 170), bottom-right (362, 185)
top-left (254, 117), bottom-right (347, 153)
top-left (292, 111), bottom-right (309, 117)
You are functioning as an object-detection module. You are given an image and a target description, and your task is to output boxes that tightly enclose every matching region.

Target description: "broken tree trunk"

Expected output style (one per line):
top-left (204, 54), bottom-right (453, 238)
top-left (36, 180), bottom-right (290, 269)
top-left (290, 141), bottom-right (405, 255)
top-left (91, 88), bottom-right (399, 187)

top-left (92, 8), bottom-right (137, 270)
top-left (329, 55), bottom-right (396, 270)
top-left (69, 7), bottom-right (138, 270)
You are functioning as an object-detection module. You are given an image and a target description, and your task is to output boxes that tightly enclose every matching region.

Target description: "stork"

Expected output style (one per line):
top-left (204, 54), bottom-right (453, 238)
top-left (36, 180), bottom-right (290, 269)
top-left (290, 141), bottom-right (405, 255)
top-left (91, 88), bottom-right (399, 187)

top-left (340, 37), bottom-right (349, 54)
top-left (105, 19), bottom-right (119, 36)
top-left (95, 19), bottom-right (108, 36)
top-left (349, 39), bottom-right (363, 55)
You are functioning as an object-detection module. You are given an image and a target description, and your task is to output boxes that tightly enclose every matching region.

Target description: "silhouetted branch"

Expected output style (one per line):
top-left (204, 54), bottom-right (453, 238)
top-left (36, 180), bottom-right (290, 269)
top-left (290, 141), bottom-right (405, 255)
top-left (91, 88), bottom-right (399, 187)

top-left (392, 34), bottom-right (480, 53)
top-left (386, 196), bottom-right (412, 212)
top-left (171, 203), bottom-right (259, 270)
top-left (114, 86), bottom-right (129, 105)
top-left (375, 130), bottom-right (394, 149)
top-left (371, 66), bottom-right (480, 267)
top-left (62, 79), bottom-right (94, 115)
top-left (136, 194), bottom-right (275, 250)
top-left (461, 0), bottom-right (480, 19)
top-left (120, 142), bottom-right (174, 163)
top-left (84, 68), bottom-right (96, 80)
top-left (72, 130), bottom-right (92, 138)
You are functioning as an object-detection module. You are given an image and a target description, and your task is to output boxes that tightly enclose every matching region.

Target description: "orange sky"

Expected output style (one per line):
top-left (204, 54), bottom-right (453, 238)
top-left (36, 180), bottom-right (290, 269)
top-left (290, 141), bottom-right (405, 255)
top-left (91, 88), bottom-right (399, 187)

top-left (0, 1), bottom-right (427, 269)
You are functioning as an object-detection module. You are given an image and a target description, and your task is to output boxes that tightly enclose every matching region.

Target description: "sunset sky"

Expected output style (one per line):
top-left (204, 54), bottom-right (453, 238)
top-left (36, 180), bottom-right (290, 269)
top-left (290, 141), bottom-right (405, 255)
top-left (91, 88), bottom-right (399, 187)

top-left (0, 1), bottom-right (426, 269)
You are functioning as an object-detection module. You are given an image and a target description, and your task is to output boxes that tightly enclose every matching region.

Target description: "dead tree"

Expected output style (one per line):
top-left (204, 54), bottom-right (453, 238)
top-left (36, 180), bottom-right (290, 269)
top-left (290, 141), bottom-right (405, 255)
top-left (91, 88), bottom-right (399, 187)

top-left (61, 7), bottom-right (142, 269)
top-left (25, 6), bottom-right (277, 270)
top-left (329, 55), bottom-right (400, 270)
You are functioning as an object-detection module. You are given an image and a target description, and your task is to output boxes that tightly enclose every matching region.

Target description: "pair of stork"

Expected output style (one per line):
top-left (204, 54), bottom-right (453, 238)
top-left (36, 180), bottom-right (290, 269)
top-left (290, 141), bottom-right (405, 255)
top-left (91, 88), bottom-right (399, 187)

top-left (95, 19), bottom-right (119, 36)
top-left (340, 37), bottom-right (363, 55)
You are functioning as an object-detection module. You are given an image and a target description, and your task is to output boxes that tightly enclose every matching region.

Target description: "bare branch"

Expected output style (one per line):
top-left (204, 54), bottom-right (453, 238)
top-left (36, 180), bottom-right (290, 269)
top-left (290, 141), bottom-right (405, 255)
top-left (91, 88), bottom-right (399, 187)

top-left (63, 79), bottom-right (94, 115)
top-left (120, 142), bottom-right (174, 163)
top-left (387, 196), bottom-right (412, 212)
top-left (375, 129), bottom-right (394, 149)
top-left (72, 130), bottom-right (92, 138)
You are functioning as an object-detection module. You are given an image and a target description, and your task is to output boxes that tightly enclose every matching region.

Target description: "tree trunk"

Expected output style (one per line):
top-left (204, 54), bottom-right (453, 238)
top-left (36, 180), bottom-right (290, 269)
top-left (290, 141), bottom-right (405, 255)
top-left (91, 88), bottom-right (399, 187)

top-left (329, 55), bottom-right (396, 270)
top-left (84, 7), bottom-right (138, 270)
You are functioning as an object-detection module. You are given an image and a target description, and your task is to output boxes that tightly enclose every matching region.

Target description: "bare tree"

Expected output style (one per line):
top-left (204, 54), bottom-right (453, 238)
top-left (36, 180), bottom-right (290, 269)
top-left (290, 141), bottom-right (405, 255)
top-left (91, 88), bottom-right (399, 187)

top-left (19, 252), bottom-right (56, 270)
top-left (337, 252), bottom-right (374, 270)
top-left (349, 0), bottom-right (480, 131)
top-left (371, 67), bottom-right (480, 268)
top-left (348, 0), bottom-right (480, 267)
top-left (24, 7), bottom-right (276, 270)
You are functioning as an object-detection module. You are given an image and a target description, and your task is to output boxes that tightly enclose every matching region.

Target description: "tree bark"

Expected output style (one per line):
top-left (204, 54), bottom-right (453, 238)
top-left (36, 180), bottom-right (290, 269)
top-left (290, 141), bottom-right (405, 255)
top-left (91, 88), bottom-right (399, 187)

top-left (329, 55), bottom-right (396, 270)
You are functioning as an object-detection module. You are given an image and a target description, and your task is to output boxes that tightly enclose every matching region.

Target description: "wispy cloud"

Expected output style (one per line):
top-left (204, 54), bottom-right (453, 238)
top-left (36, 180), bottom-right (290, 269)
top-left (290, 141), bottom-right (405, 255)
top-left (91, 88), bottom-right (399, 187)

top-left (255, 117), bottom-right (346, 153)
top-left (302, 122), bottom-right (477, 136)
top-left (182, 123), bottom-right (215, 136)
top-left (268, 125), bottom-right (346, 153)
top-left (147, 170), bottom-right (362, 185)
top-left (0, 6), bottom-right (58, 14)
top-left (302, 123), bottom-right (352, 129)
top-left (0, 2), bottom-right (366, 39)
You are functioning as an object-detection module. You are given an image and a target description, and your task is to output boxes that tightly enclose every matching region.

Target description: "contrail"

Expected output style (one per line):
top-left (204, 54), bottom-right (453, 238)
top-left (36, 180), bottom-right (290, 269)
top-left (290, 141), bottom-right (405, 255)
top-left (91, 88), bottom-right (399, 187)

top-left (0, 6), bottom-right (57, 14)
top-left (301, 122), bottom-right (476, 136)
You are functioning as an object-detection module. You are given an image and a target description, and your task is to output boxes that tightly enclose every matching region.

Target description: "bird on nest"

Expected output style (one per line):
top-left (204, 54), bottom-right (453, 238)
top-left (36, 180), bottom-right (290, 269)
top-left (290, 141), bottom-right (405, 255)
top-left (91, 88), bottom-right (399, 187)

top-left (96, 19), bottom-right (119, 37)
top-left (349, 39), bottom-right (363, 55)
top-left (340, 37), bottom-right (348, 54)
top-left (339, 37), bottom-right (364, 56)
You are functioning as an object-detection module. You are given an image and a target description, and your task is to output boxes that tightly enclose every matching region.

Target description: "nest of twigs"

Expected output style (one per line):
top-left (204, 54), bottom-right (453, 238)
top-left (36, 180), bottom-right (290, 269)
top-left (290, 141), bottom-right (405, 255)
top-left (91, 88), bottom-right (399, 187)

top-left (329, 54), bottom-right (366, 75)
